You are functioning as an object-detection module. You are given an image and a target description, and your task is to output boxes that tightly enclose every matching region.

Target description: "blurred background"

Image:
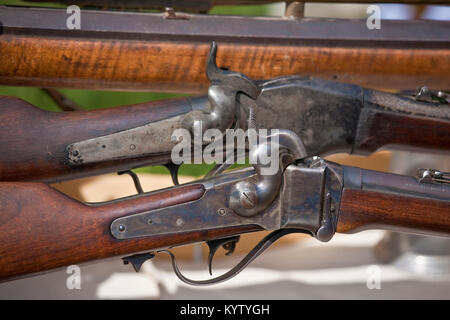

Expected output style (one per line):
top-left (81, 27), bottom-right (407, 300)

top-left (0, 0), bottom-right (449, 299)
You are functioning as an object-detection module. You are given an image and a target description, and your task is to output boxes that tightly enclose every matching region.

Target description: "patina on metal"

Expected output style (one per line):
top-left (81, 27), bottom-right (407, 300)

top-left (1, 6), bottom-right (449, 48)
top-left (66, 42), bottom-right (260, 166)
top-left (25, 0), bottom-right (450, 11)
top-left (228, 129), bottom-right (306, 217)
top-left (110, 153), bottom-right (450, 285)
top-left (110, 158), bottom-right (343, 240)
top-left (241, 76), bottom-right (450, 158)
top-left (66, 41), bottom-right (450, 168)
top-left (110, 156), bottom-right (345, 285)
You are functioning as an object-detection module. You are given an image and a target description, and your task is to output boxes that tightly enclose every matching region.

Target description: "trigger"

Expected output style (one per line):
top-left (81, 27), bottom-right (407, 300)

top-left (122, 252), bottom-right (155, 272)
top-left (206, 236), bottom-right (240, 276)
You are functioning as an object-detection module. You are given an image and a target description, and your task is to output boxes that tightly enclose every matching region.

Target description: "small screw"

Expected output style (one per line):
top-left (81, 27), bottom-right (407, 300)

top-left (217, 208), bottom-right (226, 216)
top-left (118, 225), bottom-right (126, 232)
top-left (148, 219), bottom-right (153, 225)
top-left (176, 218), bottom-right (184, 226)
top-left (72, 150), bottom-right (79, 157)
top-left (130, 144), bottom-right (136, 151)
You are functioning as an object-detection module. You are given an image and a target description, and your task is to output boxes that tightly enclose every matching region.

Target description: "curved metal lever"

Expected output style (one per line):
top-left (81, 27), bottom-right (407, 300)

top-left (160, 228), bottom-right (310, 286)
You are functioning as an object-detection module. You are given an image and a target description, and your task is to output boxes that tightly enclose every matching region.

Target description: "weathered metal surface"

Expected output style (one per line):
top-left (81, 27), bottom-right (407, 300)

top-left (242, 76), bottom-right (364, 157)
top-left (67, 115), bottom-right (185, 165)
top-left (110, 168), bottom-right (285, 239)
top-left (25, 0), bottom-right (450, 10)
top-left (110, 159), bottom-right (343, 241)
top-left (1, 6), bottom-right (448, 47)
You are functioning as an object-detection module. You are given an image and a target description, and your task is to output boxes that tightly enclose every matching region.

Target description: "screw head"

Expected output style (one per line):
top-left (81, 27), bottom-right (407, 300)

top-left (240, 191), bottom-right (257, 209)
top-left (118, 225), bottom-right (126, 232)
top-left (217, 208), bottom-right (226, 216)
top-left (229, 181), bottom-right (259, 217)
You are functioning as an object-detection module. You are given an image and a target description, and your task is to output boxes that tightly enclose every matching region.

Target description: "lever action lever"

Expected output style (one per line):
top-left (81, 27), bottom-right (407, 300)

top-left (161, 229), bottom-right (308, 286)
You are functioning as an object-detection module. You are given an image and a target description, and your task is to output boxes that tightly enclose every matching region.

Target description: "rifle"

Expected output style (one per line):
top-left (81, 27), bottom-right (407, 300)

top-left (0, 43), bottom-right (449, 183)
top-left (0, 5), bottom-right (449, 286)
top-left (0, 157), bottom-right (449, 283)
top-left (1, 5), bottom-right (449, 92)
top-left (0, 42), bottom-right (449, 284)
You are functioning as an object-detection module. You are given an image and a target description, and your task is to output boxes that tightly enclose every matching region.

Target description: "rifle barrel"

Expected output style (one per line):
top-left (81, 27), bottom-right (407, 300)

top-left (0, 6), bottom-right (449, 92)
top-left (25, 0), bottom-right (450, 10)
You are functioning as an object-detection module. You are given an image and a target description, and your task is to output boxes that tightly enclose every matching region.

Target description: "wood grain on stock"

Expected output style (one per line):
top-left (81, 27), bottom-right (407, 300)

top-left (0, 36), bottom-right (449, 92)
top-left (0, 95), bottom-right (193, 182)
top-left (0, 182), bottom-right (260, 280)
top-left (354, 110), bottom-right (450, 155)
top-left (337, 189), bottom-right (450, 236)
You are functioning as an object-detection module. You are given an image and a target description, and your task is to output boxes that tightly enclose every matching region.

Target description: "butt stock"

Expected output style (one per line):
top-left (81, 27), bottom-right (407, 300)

top-left (0, 95), bottom-right (201, 182)
top-left (0, 182), bottom-right (260, 281)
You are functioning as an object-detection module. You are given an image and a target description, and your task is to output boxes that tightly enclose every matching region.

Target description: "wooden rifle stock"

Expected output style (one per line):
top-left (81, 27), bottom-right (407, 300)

top-left (353, 109), bottom-right (450, 155)
top-left (0, 95), bottom-right (202, 182)
top-left (337, 167), bottom-right (450, 236)
top-left (353, 90), bottom-right (450, 155)
top-left (0, 182), bottom-right (260, 281)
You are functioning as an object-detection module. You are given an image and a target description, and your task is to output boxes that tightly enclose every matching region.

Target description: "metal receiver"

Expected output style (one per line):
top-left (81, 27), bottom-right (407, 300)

top-left (66, 42), bottom-right (260, 167)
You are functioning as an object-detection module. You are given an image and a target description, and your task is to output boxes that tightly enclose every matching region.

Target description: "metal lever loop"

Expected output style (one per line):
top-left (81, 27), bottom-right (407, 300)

top-left (160, 228), bottom-right (310, 286)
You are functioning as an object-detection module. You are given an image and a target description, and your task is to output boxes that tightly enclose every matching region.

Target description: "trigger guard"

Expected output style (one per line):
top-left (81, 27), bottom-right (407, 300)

top-left (160, 228), bottom-right (310, 286)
